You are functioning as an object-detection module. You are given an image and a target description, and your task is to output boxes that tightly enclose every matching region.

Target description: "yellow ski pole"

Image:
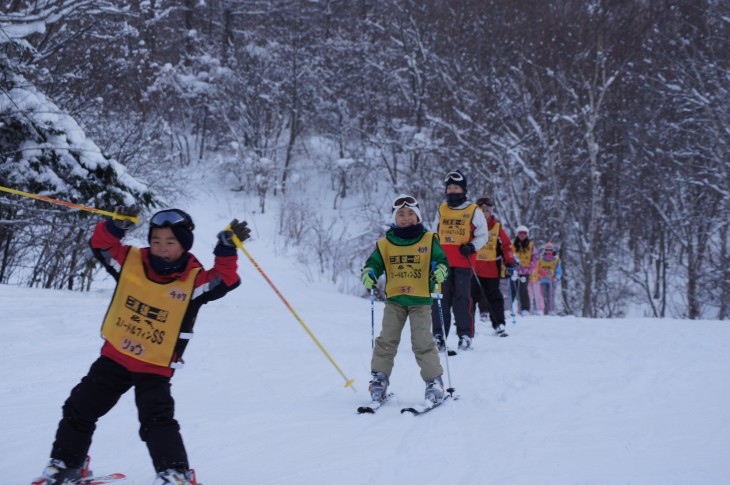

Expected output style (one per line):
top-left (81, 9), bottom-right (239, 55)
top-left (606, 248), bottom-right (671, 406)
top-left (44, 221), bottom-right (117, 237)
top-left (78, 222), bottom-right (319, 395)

top-left (228, 229), bottom-right (356, 392)
top-left (0, 185), bottom-right (139, 224)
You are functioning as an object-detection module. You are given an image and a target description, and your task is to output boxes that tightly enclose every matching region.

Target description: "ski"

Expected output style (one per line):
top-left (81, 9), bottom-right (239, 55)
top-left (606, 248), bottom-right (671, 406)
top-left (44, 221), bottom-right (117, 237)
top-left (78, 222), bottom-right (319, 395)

top-left (400, 394), bottom-right (458, 416)
top-left (357, 393), bottom-right (394, 414)
top-left (32, 474), bottom-right (127, 485)
top-left (31, 456), bottom-right (128, 485)
top-left (78, 474), bottom-right (128, 484)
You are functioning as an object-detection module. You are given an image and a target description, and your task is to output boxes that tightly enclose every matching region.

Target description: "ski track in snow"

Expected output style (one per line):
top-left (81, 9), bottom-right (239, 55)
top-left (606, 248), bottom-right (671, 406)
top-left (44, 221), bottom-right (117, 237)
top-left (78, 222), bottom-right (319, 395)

top-left (3, 178), bottom-right (730, 485)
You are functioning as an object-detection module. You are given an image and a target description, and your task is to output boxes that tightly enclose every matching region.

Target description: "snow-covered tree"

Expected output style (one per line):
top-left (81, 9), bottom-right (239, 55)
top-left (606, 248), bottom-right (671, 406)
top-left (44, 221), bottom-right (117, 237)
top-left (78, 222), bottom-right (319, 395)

top-left (1, 4), bottom-right (155, 288)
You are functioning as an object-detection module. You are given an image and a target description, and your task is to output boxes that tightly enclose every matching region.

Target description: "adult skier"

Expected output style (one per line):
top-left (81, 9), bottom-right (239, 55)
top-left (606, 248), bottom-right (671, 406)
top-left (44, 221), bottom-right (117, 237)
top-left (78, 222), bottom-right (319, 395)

top-left (430, 170), bottom-right (488, 351)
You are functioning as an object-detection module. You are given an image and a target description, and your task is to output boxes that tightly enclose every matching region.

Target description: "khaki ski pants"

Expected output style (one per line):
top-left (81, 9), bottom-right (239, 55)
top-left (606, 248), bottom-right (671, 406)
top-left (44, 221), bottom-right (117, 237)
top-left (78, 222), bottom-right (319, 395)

top-left (371, 301), bottom-right (443, 381)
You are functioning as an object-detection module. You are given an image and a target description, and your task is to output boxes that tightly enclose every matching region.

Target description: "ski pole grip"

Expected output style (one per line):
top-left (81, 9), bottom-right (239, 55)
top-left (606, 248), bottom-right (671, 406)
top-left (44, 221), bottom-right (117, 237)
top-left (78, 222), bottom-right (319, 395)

top-left (430, 262), bottom-right (442, 298)
top-left (224, 224), bottom-right (244, 249)
top-left (112, 212), bottom-right (140, 225)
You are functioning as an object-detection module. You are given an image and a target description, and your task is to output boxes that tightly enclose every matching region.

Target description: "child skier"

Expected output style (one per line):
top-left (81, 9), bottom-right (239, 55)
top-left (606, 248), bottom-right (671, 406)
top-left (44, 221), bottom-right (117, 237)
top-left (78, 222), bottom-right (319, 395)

top-left (537, 242), bottom-right (563, 315)
top-left (512, 225), bottom-right (539, 315)
top-left (361, 195), bottom-right (449, 404)
top-left (33, 207), bottom-right (250, 485)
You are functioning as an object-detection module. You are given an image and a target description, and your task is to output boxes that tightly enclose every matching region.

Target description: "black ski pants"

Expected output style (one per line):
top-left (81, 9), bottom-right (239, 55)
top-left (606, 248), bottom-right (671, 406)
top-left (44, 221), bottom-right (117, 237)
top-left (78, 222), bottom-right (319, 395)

top-left (51, 356), bottom-right (187, 473)
top-left (472, 276), bottom-right (506, 329)
top-left (432, 267), bottom-right (474, 338)
top-left (510, 277), bottom-right (531, 312)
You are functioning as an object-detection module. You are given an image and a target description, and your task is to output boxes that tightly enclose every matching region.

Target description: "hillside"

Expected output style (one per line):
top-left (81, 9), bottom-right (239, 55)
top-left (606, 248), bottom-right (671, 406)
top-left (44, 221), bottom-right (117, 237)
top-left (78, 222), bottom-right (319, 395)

top-left (3, 176), bottom-right (730, 485)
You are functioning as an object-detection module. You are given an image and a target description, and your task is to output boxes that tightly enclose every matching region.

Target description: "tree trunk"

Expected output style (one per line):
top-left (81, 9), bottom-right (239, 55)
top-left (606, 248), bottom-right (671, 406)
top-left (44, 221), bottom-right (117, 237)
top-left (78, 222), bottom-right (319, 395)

top-left (720, 225), bottom-right (730, 320)
top-left (281, 107), bottom-right (298, 194)
top-left (686, 234), bottom-right (699, 320)
top-left (280, 46), bottom-right (300, 195)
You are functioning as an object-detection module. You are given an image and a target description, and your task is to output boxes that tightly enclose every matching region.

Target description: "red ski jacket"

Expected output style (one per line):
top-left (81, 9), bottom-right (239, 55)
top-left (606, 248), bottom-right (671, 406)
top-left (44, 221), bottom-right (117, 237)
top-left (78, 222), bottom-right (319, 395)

top-left (90, 220), bottom-right (241, 376)
top-left (474, 216), bottom-right (515, 278)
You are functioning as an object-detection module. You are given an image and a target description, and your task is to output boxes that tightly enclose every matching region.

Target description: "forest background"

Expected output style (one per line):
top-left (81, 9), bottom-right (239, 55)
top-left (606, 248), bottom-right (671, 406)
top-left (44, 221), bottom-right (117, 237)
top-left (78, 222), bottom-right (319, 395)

top-left (1, 0), bottom-right (728, 320)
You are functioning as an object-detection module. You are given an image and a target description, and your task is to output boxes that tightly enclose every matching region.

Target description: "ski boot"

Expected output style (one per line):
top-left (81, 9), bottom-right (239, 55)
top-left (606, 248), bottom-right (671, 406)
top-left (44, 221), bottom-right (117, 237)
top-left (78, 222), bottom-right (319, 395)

top-left (152, 467), bottom-right (198, 485)
top-left (458, 334), bottom-right (472, 350)
top-left (433, 333), bottom-right (446, 352)
top-left (32, 455), bottom-right (89, 485)
top-left (368, 371), bottom-right (389, 402)
top-left (425, 376), bottom-right (445, 404)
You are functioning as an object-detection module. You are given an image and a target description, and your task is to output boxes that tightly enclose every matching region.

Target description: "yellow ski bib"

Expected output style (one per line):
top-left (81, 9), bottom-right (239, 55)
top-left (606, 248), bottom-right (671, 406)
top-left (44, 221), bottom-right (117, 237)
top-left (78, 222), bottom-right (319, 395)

top-left (377, 233), bottom-right (434, 298)
top-left (538, 258), bottom-right (559, 278)
top-left (514, 241), bottom-right (534, 268)
top-left (436, 202), bottom-right (477, 246)
top-left (100, 248), bottom-right (200, 367)
top-left (476, 222), bottom-right (501, 262)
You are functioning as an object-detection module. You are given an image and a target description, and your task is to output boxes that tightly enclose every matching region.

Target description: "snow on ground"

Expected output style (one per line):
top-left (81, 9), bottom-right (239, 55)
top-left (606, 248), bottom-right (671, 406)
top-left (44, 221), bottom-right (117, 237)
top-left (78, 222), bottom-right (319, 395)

top-left (2, 171), bottom-right (730, 484)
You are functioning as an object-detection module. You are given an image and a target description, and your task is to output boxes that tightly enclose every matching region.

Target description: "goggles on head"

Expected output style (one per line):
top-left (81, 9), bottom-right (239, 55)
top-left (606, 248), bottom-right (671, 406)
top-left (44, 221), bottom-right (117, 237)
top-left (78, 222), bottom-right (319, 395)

top-left (150, 210), bottom-right (195, 231)
top-left (445, 171), bottom-right (464, 183)
top-left (476, 197), bottom-right (494, 209)
top-left (392, 195), bottom-right (418, 210)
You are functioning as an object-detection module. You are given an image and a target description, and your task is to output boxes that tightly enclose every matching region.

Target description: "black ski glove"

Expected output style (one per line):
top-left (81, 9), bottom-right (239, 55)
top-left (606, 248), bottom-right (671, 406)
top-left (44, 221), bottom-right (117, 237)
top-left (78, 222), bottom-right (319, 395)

top-left (112, 205), bottom-right (141, 231)
top-left (459, 243), bottom-right (476, 257)
top-left (218, 219), bottom-right (251, 247)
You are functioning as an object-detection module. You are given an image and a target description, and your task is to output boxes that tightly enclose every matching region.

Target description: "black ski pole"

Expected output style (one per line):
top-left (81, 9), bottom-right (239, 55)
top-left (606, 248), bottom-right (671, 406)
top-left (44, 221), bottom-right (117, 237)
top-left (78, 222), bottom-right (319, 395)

top-left (466, 257), bottom-right (497, 327)
top-left (506, 269), bottom-right (518, 325)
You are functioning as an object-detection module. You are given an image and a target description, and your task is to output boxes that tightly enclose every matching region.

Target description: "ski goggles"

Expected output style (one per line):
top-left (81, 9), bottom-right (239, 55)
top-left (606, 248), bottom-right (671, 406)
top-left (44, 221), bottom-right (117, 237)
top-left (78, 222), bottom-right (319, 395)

top-left (392, 195), bottom-right (418, 210)
top-left (444, 171), bottom-right (464, 183)
top-left (477, 197), bottom-right (495, 208)
top-left (150, 210), bottom-right (195, 231)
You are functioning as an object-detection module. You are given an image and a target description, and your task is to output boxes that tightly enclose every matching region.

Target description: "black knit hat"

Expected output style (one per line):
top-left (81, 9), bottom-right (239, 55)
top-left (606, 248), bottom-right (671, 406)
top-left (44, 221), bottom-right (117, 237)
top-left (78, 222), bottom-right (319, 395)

top-left (445, 169), bottom-right (467, 192)
top-left (148, 209), bottom-right (195, 252)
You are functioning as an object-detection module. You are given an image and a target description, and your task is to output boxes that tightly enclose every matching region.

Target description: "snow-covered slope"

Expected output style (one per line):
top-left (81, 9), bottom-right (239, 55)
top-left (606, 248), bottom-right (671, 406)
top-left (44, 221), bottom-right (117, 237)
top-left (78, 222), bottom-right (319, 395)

top-left (2, 174), bottom-right (730, 485)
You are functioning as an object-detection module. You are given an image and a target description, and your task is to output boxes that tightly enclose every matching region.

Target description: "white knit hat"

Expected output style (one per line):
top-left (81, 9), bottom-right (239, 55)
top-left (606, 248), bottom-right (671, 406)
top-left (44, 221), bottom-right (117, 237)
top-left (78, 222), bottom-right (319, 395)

top-left (391, 194), bottom-right (422, 224)
top-left (516, 225), bottom-right (529, 236)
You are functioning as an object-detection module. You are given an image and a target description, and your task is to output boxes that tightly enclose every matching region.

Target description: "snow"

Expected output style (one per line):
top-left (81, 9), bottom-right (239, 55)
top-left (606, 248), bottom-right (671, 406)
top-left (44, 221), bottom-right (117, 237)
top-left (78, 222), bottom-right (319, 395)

top-left (2, 173), bottom-right (730, 485)
top-left (0, 21), bottom-right (46, 41)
